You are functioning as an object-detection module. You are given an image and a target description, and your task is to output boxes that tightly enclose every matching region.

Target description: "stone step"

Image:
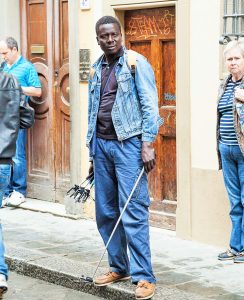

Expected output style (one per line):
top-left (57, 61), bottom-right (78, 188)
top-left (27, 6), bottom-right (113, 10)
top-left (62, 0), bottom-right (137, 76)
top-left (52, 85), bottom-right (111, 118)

top-left (149, 199), bottom-right (176, 230)
top-left (150, 199), bottom-right (177, 214)
top-left (149, 210), bottom-right (176, 230)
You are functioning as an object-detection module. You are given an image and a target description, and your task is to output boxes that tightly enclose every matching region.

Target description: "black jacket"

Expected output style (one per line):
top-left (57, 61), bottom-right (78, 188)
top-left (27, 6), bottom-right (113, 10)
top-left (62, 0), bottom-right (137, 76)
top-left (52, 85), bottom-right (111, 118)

top-left (0, 70), bottom-right (20, 163)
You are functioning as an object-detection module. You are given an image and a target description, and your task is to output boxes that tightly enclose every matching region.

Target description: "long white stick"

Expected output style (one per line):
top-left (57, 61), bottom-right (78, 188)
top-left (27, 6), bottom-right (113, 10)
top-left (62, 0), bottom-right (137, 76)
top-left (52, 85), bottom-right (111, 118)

top-left (92, 167), bottom-right (145, 280)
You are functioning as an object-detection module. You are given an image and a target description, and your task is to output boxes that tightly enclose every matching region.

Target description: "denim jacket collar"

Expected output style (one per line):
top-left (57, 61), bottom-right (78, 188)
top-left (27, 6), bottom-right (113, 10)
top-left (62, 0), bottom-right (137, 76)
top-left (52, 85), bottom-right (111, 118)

top-left (92, 46), bottom-right (128, 73)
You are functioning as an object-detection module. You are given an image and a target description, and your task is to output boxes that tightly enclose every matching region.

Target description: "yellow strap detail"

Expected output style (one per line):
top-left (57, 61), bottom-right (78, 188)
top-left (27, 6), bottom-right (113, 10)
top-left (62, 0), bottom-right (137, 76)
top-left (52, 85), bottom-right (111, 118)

top-left (90, 68), bottom-right (95, 80)
top-left (127, 49), bottom-right (137, 69)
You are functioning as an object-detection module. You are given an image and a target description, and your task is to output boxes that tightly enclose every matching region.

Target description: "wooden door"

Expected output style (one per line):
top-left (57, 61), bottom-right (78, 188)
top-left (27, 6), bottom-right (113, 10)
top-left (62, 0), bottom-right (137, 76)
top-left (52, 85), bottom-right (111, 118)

top-left (20, 0), bottom-right (70, 202)
top-left (54, 0), bottom-right (70, 201)
top-left (125, 7), bottom-right (176, 230)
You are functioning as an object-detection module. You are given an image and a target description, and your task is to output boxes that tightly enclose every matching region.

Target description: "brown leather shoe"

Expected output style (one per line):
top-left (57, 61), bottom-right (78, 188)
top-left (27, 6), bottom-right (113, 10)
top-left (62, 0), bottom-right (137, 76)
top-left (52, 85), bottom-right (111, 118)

top-left (94, 271), bottom-right (130, 286)
top-left (135, 280), bottom-right (156, 299)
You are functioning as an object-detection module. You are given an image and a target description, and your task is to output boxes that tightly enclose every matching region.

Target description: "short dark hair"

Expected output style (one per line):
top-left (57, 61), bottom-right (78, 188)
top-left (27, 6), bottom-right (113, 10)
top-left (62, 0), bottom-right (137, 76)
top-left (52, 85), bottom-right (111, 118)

top-left (95, 16), bottom-right (121, 35)
top-left (5, 37), bottom-right (18, 51)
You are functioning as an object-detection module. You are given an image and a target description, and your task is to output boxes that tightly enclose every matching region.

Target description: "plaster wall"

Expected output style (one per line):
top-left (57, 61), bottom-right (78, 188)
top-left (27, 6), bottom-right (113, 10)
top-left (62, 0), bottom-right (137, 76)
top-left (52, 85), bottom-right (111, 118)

top-left (0, 0), bottom-right (20, 42)
top-left (191, 168), bottom-right (230, 247)
top-left (190, 0), bottom-right (220, 171)
top-left (177, 0), bottom-right (230, 247)
top-left (0, 0), bottom-right (20, 46)
top-left (78, 1), bottom-right (104, 181)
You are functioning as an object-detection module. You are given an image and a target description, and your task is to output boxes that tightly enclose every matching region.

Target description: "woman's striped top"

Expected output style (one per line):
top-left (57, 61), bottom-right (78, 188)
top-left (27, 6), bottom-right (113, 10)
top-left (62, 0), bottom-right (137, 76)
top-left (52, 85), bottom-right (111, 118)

top-left (218, 78), bottom-right (241, 145)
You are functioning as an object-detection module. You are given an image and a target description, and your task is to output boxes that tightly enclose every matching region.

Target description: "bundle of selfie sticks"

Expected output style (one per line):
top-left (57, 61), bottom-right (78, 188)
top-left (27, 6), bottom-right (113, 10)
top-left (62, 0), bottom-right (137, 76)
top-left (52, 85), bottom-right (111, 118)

top-left (66, 172), bottom-right (94, 203)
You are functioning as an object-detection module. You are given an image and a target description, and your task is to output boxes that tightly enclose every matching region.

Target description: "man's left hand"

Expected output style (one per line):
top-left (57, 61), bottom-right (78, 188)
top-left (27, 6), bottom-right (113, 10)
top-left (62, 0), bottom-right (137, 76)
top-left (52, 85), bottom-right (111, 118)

top-left (141, 142), bottom-right (156, 173)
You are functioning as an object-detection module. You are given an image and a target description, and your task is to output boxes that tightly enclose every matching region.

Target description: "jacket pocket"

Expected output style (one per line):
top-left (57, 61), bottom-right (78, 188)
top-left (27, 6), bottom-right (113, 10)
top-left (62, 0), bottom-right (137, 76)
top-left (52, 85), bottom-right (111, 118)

top-left (117, 74), bottom-right (132, 93)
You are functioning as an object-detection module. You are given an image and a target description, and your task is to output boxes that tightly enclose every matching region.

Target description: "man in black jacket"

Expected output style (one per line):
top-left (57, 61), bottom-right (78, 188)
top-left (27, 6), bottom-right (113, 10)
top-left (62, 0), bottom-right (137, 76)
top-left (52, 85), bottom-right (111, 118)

top-left (0, 37), bottom-right (41, 206)
top-left (0, 64), bottom-right (22, 294)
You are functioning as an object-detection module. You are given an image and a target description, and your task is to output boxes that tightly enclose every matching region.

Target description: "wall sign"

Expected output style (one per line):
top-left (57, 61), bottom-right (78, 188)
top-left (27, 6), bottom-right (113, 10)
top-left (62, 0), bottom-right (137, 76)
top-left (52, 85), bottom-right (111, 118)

top-left (31, 44), bottom-right (45, 54)
top-left (79, 49), bottom-right (91, 82)
top-left (80, 0), bottom-right (90, 10)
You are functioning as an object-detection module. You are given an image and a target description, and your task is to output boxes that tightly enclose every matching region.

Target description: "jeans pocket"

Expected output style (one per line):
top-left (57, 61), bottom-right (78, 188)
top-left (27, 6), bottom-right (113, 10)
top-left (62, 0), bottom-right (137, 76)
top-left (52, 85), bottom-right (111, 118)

top-left (129, 136), bottom-right (142, 149)
top-left (132, 168), bottom-right (150, 207)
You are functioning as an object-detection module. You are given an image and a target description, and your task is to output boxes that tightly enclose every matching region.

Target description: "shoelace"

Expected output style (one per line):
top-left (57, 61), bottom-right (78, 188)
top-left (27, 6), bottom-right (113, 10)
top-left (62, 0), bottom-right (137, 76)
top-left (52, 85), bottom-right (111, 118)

top-left (104, 271), bottom-right (116, 277)
top-left (137, 281), bottom-right (150, 289)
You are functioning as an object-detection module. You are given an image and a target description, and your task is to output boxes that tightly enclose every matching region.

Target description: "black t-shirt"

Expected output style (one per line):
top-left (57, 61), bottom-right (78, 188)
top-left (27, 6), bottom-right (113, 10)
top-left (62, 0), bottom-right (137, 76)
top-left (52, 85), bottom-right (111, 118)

top-left (96, 48), bottom-right (124, 140)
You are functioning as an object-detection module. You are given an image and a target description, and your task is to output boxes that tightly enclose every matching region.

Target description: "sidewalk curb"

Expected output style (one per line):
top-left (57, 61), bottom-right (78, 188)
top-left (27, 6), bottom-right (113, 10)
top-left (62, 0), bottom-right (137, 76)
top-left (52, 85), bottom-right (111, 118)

top-left (6, 256), bottom-right (135, 300)
top-left (3, 207), bottom-right (241, 300)
top-left (15, 199), bottom-right (83, 220)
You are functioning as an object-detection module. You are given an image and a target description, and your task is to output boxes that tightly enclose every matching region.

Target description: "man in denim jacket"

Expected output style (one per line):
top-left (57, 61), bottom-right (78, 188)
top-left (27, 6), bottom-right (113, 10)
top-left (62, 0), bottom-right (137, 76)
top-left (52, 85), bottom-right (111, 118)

top-left (87, 16), bottom-right (162, 300)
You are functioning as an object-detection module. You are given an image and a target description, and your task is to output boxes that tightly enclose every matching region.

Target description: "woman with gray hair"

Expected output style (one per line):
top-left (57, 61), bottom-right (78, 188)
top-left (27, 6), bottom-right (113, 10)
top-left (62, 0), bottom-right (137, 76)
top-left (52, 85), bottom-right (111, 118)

top-left (217, 39), bottom-right (244, 263)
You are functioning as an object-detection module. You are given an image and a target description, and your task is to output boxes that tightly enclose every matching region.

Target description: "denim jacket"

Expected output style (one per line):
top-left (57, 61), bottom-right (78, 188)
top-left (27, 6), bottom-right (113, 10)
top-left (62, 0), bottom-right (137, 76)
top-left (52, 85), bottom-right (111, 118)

top-left (216, 74), bottom-right (244, 169)
top-left (86, 48), bottom-right (163, 154)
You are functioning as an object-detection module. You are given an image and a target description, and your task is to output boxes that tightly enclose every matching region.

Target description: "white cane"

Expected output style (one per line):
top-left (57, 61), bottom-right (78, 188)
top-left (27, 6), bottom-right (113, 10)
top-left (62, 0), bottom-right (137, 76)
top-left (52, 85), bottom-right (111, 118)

top-left (91, 167), bottom-right (145, 282)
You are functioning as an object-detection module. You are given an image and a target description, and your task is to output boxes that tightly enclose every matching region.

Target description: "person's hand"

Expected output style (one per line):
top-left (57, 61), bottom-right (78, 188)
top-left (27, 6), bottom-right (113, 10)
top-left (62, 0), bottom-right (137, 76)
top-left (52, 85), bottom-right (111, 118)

top-left (235, 87), bottom-right (244, 102)
top-left (88, 161), bottom-right (94, 178)
top-left (141, 142), bottom-right (156, 173)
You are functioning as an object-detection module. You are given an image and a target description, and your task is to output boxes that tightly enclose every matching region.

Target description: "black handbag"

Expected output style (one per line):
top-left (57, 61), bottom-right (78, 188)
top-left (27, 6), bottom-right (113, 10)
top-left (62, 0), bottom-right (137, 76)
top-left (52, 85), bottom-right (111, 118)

top-left (19, 93), bottom-right (35, 129)
top-left (9, 72), bottom-right (35, 129)
top-left (0, 66), bottom-right (35, 129)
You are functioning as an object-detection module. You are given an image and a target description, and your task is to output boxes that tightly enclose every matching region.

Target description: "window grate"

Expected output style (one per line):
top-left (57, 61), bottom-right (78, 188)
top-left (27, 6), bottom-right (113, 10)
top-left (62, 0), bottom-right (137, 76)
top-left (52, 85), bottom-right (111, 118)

top-left (220, 0), bottom-right (244, 44)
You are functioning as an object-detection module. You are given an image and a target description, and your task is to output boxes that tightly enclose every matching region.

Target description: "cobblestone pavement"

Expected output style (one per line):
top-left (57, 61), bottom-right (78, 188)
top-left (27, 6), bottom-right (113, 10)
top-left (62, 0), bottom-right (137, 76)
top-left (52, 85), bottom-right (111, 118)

top-left (1, 272), bottom-right (104, 300)
top-left (0, 206), bottom-right (244, 299)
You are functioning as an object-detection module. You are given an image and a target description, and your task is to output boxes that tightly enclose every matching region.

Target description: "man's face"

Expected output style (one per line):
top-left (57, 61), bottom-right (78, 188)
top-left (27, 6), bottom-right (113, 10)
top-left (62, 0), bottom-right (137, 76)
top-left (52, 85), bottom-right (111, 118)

top-left (96, 23), bottom-right (122, 56)
top-left (0, 41), bottom-right (18, 65)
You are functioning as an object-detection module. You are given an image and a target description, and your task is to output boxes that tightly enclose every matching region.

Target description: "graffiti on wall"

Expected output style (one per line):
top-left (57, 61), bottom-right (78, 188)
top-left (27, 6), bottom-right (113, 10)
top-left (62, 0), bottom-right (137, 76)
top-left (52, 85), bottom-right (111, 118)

top-left (125, 10), bottom-right (175, 39)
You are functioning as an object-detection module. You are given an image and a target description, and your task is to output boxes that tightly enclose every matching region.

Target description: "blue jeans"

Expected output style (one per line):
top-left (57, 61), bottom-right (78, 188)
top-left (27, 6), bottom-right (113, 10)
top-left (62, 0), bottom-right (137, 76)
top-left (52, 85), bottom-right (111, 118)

top-left (0, 165), bottom-right (11, 208)
top-left (7, 129), bottom-right (27, 196)
top-left (219, 143), bottom-right (244, 253)
top-left (0, 164), bottom-right (11, 279)
top-left (94, 137), bottom-right (155, 283)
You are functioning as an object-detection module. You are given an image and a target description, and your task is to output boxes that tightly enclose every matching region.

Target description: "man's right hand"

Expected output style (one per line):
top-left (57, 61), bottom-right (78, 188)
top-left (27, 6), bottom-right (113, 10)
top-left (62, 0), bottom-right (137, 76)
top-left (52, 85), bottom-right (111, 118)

top-left (88, 161), bottom-right (94, 177)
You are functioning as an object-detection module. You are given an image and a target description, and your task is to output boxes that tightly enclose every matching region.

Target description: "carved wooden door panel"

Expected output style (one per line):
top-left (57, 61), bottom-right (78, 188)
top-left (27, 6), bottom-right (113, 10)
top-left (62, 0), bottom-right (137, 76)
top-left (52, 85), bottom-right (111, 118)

top-left (20, 0), bottom-right (70, 202)
top-left (125, 7), bottom-right (176, 230)
top-left (54, 0), bottom-right (70, 201)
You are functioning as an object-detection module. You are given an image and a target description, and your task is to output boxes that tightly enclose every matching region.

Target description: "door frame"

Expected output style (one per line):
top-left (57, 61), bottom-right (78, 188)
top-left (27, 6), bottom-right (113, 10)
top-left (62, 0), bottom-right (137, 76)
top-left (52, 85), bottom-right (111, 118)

top-left (68, 0), bottom-right (82, 186)
top-left (113, 0), bottom-right (192, 235)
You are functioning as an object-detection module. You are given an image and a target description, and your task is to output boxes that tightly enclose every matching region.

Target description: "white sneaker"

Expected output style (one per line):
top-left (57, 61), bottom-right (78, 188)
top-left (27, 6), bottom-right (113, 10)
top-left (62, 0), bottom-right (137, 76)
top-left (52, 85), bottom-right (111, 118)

top-left (6, 190), bottom-right (26, 206)
top-left (0, 274), bottom-right (8, 294)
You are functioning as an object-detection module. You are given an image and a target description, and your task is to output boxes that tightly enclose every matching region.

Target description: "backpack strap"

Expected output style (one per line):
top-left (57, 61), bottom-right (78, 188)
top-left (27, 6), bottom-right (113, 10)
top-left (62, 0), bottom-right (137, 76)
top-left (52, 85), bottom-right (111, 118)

top-left (89, 67), bottom-right (95, 80)
top-left (127, 49), bottom-right (137, 78)
top-left (127, 49), bottom-right (137, 68)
